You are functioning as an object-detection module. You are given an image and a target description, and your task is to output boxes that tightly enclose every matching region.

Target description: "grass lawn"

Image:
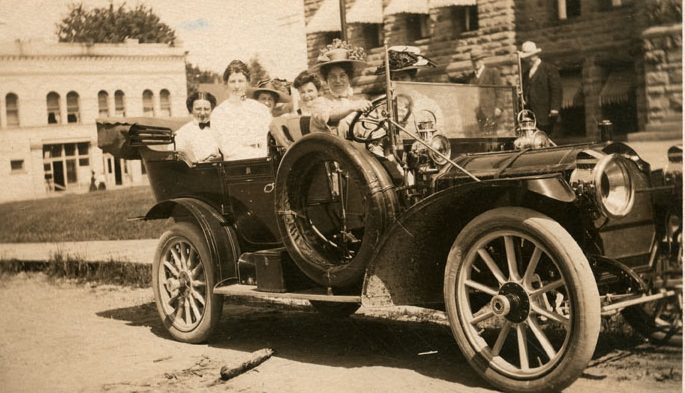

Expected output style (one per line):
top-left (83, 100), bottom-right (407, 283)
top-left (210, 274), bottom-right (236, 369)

top-left (0, 186), bottom-right (168, 243)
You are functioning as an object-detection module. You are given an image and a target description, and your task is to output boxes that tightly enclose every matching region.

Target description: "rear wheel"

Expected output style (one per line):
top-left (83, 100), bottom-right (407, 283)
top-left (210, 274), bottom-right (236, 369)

top-left (444, 208), bottom-right (600, 393)
top-left (152, 222), bottom-right (222, 343)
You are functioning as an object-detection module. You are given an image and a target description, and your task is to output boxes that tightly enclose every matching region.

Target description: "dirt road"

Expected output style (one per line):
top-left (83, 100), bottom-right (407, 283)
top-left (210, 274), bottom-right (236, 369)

top-left (0, 273), bottom-right (681, 393)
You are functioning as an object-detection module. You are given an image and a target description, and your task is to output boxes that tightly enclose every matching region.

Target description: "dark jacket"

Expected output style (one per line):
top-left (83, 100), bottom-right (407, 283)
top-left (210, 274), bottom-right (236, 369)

top-left (523, 62), bottom-right (562, 126)
top-left (468, 66), bottom-right (503, 118)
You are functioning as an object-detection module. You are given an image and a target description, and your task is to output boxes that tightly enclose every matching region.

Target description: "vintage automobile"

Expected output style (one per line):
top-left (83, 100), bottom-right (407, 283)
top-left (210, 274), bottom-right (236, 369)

top-left (97, 81), bottom-right (682, 393)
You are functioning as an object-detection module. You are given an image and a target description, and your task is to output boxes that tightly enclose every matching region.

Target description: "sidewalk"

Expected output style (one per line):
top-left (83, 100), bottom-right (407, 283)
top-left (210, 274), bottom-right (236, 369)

top-left (0, 239), bottom-right (158, 264)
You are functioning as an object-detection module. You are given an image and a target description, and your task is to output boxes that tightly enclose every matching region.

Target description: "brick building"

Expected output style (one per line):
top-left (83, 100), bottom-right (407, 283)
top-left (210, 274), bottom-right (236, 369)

top-left (302, 0), bottom-right (682, 139)
top-left (0, 39), bottom-right (187, 202)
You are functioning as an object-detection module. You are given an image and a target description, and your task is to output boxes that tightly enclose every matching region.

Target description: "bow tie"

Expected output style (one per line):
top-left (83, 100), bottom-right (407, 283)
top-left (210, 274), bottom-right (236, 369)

top-left (199, 122), bottom-right (210, 129)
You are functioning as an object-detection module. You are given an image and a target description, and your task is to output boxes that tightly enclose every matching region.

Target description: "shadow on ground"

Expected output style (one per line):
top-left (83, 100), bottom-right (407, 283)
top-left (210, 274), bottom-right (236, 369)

top-left (98, 299), bottom-right (487, 389)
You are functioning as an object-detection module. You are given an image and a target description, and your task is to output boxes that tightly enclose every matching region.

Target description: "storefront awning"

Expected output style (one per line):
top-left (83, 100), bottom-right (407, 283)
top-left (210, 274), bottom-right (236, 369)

top-left (561, 74), bottom-right (583, 108)
top-left (600, 69), bottom-right (634, 106)
top-left (306, 0), bottom-right (341, 34)
top-left (384, 0), bottom-right (429, 16)
top-left (429, 0), bottom-right (477, 8)
top-left (347, 0), bottom-right (383, 24)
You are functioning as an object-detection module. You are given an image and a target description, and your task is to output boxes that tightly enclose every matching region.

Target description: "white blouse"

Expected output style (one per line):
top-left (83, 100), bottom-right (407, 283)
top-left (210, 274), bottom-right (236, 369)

top-left (211, 98), bottom-right (272, 160)
top-left (174, 121), bottom-right (221, 163)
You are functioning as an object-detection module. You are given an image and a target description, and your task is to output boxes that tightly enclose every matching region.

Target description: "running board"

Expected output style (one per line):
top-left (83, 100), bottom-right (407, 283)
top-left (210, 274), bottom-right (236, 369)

top-left (601, 289), bottom-right (678, 315)
top-left (214, 284), bottom-right (361, 303)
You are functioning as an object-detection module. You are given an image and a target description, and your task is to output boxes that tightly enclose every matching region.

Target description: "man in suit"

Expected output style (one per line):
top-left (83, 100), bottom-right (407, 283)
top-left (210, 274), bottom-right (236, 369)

top-left (449, 49), bottom-right (503, 134)
top-left (468, 49), bottom-right (503, 133)
top-left (520, 41), bottom-right (562, 135)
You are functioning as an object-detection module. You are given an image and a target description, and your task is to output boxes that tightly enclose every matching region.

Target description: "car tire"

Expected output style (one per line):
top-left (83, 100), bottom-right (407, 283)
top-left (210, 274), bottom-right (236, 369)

top-left (444, 207), bottom-right (600, 393)
top-left (275, 133), bottom-right (398, 288)
top-left (309, 301), bottom-right (361, 318)
top-left (152, 222), bottom-right (222, 344)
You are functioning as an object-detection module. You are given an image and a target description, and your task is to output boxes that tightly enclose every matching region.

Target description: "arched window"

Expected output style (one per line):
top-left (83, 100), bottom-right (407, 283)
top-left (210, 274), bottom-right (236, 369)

top-left (47, 92), bottom-right (61, 124)
top-left (114, 90), bottom-right (126, 117)
top-left (159, 89), bottom-right (171, 117)
top-left (98, 90), bottom-right (110, 117)
top-left (66, 91), bottom-right (80, 123)
top-left (5, 93), bottom-right (19, 127)
top-left (142, 89), bottom-right (155, 116)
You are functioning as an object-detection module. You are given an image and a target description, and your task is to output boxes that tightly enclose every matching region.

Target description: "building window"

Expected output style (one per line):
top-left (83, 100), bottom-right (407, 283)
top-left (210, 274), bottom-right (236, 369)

top-left (406, 14), bottom-right (430, 42)
top-left (47, 92), bottom-right (61, 124)
top-left (43, 142), bottom-right (91, 191)
top-left (557, 0), bottom-right (580, 20)
top-left (600, 0), bottom-right (628, 11)
top-left (114, 90), bottom-right (126, 117)
top-left (66, 91), bottom-right (80, 123)
top-left (361, 24), bottom-right (382, 49)
top-left (5, 93), bottom-right (19, 127)
top-left (98, 90), bottom-right (110, 117)
top-left (10, 160), bottom-right (24, 172)
top-left (323, 31), bottom-right (342, 45)
top-left (142, 89), bottom-right (155, 117)
top-left (159, 89), bottom-right (171, 117)
top-left (452, 6), bottom-right (479, 36)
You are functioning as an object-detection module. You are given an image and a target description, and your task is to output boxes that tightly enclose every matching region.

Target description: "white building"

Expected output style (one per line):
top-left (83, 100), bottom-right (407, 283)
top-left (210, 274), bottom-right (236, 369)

top-left (0, 39), bottom-right (187, 202)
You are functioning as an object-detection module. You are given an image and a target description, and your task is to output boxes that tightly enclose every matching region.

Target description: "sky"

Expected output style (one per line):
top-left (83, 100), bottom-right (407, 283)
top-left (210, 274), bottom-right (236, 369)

top-left (0, 0), bottom-right (309, 79)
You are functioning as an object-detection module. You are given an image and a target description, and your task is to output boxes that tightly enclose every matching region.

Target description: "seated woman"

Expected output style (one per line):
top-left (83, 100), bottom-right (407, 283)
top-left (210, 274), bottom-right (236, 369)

top-left (308, 41), bottom-right (372, 138)
top-left (292, 70), bottom-right (322, 115)
top-left (250, 79), bottom-right (291, 116)
top-left (174, 91), bottom-right (222, 163)
top-left (211, 60), bottom-right (272, 160)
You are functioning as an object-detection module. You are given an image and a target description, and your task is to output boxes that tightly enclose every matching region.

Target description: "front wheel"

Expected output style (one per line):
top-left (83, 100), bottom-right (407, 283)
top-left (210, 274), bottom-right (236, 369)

top-left (444, 207), bottom-right (600, 393)
top-left (152, 222), bottom-right (222, 343)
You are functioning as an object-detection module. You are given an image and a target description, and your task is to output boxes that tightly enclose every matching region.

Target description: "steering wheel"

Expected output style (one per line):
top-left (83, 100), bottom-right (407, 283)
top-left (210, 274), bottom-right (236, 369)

top-left (347, 95), bottom-right (389, 144)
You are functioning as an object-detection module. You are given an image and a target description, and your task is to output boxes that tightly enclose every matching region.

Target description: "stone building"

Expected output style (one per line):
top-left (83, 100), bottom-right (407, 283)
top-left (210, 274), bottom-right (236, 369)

top-left (0, 39), bottom-right (187, 202)
top-left (302, 0), bottom-right (682, 139)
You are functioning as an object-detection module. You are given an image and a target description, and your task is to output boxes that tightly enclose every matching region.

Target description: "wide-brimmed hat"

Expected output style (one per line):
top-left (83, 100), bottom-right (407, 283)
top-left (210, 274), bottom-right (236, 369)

top-left (248, 80), bottom-right (291, 103)
top-left (375, 45), bottom-right (437, 75)
top-left (470, 49), bottom-right (490, 62)
top-left (310, 39), bottom-right (367, 75)
top-left (519, 41), bottom-right (542, 58)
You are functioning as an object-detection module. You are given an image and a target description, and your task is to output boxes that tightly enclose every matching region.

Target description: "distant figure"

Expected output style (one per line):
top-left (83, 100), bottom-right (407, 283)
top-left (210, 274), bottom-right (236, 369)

top-left (519, 41), bottom-right (562, 135)
top-left (89, 170), bottom-right (97, 191)
top-left (174, 91), bottom-right (221, 163)
top-left (292, 71), bottom-right (322, 115)
top-left (462, 49), bottom-right (503, 133)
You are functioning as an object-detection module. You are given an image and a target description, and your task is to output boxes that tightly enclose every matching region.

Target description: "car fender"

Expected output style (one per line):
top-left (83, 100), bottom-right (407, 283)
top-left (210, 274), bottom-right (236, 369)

top-left (145, 198), bottom-right (240, 283)
top-left (362, 176), bottom-right (575, 308)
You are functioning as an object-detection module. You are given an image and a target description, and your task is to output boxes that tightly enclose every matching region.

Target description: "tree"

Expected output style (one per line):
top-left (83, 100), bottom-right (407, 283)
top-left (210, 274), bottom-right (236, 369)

top-left (186, 62), bottom-right (221, 96)
top-left (56, 2), bottom-right (176, 45)
top-left (248, 56), bottom-right (271, 87)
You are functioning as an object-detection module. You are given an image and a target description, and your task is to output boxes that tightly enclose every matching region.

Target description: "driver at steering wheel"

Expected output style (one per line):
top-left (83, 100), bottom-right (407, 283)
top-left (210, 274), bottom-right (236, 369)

top-left (308, 41), bottom-right (373, 137)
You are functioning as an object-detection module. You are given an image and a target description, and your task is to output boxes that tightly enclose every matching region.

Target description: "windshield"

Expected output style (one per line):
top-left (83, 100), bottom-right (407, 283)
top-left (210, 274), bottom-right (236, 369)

top-left (393, 81), bottom-right (518, 138)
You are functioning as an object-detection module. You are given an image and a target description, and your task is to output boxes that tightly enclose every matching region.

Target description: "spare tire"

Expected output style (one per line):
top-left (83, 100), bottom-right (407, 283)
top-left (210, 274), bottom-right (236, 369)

top-left (275, 133), bottom-right (398, 288)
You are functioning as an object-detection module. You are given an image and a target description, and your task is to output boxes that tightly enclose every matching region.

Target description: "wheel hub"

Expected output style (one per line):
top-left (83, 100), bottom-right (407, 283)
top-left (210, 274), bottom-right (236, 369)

top-left (492, 282), bottom-right (530, 323)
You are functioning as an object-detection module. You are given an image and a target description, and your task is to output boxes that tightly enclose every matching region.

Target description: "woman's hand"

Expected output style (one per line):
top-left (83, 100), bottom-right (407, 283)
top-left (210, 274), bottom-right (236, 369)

top-left (352, 99), bottom-right (373, 113)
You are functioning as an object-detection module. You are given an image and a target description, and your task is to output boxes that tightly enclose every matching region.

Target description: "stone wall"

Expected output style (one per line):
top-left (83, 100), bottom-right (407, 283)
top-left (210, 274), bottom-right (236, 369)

top-left (304, 0), bottom-right (519, 93)
top-left (641, 24), bottom-right (682, 132)
top-left (514, 0), bottom-right (647, 137)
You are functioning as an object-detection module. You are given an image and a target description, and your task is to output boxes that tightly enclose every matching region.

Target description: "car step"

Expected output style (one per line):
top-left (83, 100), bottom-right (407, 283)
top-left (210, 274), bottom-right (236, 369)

top-left (214, 284), bottom-right (361, 303)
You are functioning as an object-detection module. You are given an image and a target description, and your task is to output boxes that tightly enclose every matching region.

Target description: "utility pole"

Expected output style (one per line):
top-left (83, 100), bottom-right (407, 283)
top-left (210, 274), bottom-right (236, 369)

top-left (338, 0), bottom-right (347, 41)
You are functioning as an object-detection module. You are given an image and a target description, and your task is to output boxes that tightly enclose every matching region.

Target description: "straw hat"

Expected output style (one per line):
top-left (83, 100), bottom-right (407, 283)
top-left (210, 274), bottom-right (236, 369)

top-left (248, 80), bottom-right (291, 103)
top-left (310, 39), bottom-right (367, 75)
top-left (519, 41), bottom-right (542, 58)
top-left (375, 45), bottom-right (437, 75)
top-left (470, 49), bottom-right (490, 62)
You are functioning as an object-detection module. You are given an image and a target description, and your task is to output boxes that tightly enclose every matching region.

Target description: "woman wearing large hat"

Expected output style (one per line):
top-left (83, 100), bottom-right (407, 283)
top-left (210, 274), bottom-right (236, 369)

top-left (308, 39), bottom-right (373, 136)
top-left (249, 79), bottom-right (292, 115)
